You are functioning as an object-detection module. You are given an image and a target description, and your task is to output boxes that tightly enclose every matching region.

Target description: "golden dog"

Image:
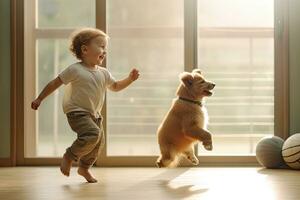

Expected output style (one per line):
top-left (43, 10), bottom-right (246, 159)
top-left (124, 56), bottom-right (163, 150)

top-left (156, 69), bottom-right (215, 167)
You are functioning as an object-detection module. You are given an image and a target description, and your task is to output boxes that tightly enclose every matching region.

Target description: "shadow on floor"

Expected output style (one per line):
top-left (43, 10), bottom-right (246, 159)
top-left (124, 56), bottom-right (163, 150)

top-left (61, 168), bottom-right (209, 199)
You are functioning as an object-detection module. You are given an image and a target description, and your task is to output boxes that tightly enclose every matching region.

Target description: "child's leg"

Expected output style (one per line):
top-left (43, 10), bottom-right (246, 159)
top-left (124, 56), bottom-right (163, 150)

top-left (61, 112), bottom-right (101, 177)
top-left (77, 140), bottom-right (100, 183)
top-left (77, 120), bottom-right (105, 183)
top-left (79, 129), bottom-right (104, 168)
top-left (77, 139), bottom-right (103, 183)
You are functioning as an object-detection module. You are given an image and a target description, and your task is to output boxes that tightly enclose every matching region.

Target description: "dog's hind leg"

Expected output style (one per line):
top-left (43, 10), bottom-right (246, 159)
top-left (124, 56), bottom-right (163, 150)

top-left (184, 126), bottom-right (213, 151)
top-left (156, 149), bottom-right (178, 168)
top-left (183, 147), bottom-right (199, 165)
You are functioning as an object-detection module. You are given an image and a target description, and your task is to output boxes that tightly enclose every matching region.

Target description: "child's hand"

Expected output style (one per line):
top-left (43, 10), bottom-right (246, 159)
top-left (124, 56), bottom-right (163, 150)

top-left (31, 98), bottom-right (42, 110)
top-left (129, 68), bottom-right (140, 82)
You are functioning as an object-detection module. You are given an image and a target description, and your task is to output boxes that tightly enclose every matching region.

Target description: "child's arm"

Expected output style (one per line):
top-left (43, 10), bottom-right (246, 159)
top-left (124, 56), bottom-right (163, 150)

top-left (31, 76), bottom-right (63, 110)
top-left (109, 68), bottom-right (140, 92)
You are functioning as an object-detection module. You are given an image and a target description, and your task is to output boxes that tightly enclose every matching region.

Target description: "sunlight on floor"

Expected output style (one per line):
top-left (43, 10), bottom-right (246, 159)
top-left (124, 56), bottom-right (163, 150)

top-left (167, 168), bottom-right (275, 200)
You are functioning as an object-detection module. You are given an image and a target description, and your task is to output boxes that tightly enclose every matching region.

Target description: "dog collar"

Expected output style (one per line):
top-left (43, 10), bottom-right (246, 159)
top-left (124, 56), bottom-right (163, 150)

top-left (178, 97), bottom-right (203, 106)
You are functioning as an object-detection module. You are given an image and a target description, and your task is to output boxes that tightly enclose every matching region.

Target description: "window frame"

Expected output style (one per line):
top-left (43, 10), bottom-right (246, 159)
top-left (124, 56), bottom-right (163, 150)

top-left (10, 0), bottom-right (289, 166)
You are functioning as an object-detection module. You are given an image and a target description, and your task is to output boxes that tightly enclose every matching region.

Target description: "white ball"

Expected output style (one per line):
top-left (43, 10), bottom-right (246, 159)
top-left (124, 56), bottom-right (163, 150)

top-left (282, 133), bottom-right (300, 169)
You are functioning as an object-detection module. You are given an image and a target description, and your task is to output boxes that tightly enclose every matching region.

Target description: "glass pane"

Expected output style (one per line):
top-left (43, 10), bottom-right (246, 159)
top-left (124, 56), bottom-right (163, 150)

top-left (106, 0), bottom-right (184, 155)
top-left (35, 39), bottom-right (77, 157)
top-left (37, 0), bottom-right (95, 28)
top-left (197, 0), bottom-right (274, 155)
top-left (198, 0), bottom-right (273, 27)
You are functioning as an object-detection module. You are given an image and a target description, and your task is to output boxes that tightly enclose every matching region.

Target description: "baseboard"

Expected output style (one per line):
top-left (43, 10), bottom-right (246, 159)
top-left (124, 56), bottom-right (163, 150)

top-left (0, 158), bottom-right (12, 167)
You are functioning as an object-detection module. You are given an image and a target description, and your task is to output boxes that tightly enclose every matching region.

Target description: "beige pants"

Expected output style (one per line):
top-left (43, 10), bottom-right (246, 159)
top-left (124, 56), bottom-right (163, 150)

top-left (65, 111), bottom-right (104, 169)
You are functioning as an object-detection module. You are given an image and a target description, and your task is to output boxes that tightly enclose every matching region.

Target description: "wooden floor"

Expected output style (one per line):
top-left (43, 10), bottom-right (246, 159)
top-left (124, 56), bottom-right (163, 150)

top-left (0, 167), bottom-right (299, 200)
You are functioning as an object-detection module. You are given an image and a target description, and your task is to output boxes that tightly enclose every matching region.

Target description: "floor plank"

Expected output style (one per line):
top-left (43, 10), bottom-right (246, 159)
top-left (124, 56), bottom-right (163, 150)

top-left (0, 167), bottom-right (299, 200)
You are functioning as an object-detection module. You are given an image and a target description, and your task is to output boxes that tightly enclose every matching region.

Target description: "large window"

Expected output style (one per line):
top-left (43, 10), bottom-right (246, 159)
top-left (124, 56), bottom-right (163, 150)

top-left (106, 0), bottom-right (274, 156)
top-left (197, 0), bottom-right (274, 155)
top-left (106, 0), bottom-right (184, 155)
top-left (24, 0), bottom-right (279, 164)
top-left (24, 0), bottom-right (96, 157)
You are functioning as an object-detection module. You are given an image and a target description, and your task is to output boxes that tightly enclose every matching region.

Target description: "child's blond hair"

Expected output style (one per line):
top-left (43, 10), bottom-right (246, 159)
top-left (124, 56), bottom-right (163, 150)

top-left (69, 28), bottom-right (109, 60)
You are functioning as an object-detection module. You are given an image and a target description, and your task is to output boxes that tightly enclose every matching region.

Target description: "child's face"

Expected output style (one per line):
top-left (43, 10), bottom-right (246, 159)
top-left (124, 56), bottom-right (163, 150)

top-left (82, 36), bottom-right (107, 66)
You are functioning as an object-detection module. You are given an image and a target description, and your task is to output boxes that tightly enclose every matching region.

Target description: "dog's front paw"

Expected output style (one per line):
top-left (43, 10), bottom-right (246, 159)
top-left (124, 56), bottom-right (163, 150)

top-left (203, 142), bottom-right (213, 151)
top-left (204, 145), bottom-right (212, 151)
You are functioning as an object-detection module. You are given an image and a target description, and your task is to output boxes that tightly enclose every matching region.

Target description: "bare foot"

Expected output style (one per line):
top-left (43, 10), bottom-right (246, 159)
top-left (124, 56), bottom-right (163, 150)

top-left (77, 167), bottom-right (98, 183)
top-left (60, 154), bottom-right (73, 177)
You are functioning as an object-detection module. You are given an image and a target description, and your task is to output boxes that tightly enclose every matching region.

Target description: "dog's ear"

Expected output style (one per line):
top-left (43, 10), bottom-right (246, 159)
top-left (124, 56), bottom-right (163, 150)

top-left (180, 72), bottom-right (193, 87)
top-left (192, 69), bottom-right (202, 74)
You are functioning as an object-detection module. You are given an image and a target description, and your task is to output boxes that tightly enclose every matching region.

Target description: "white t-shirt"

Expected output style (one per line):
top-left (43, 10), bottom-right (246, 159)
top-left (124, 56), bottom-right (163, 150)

top-left (58, 62), bottom-right (116, 117)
